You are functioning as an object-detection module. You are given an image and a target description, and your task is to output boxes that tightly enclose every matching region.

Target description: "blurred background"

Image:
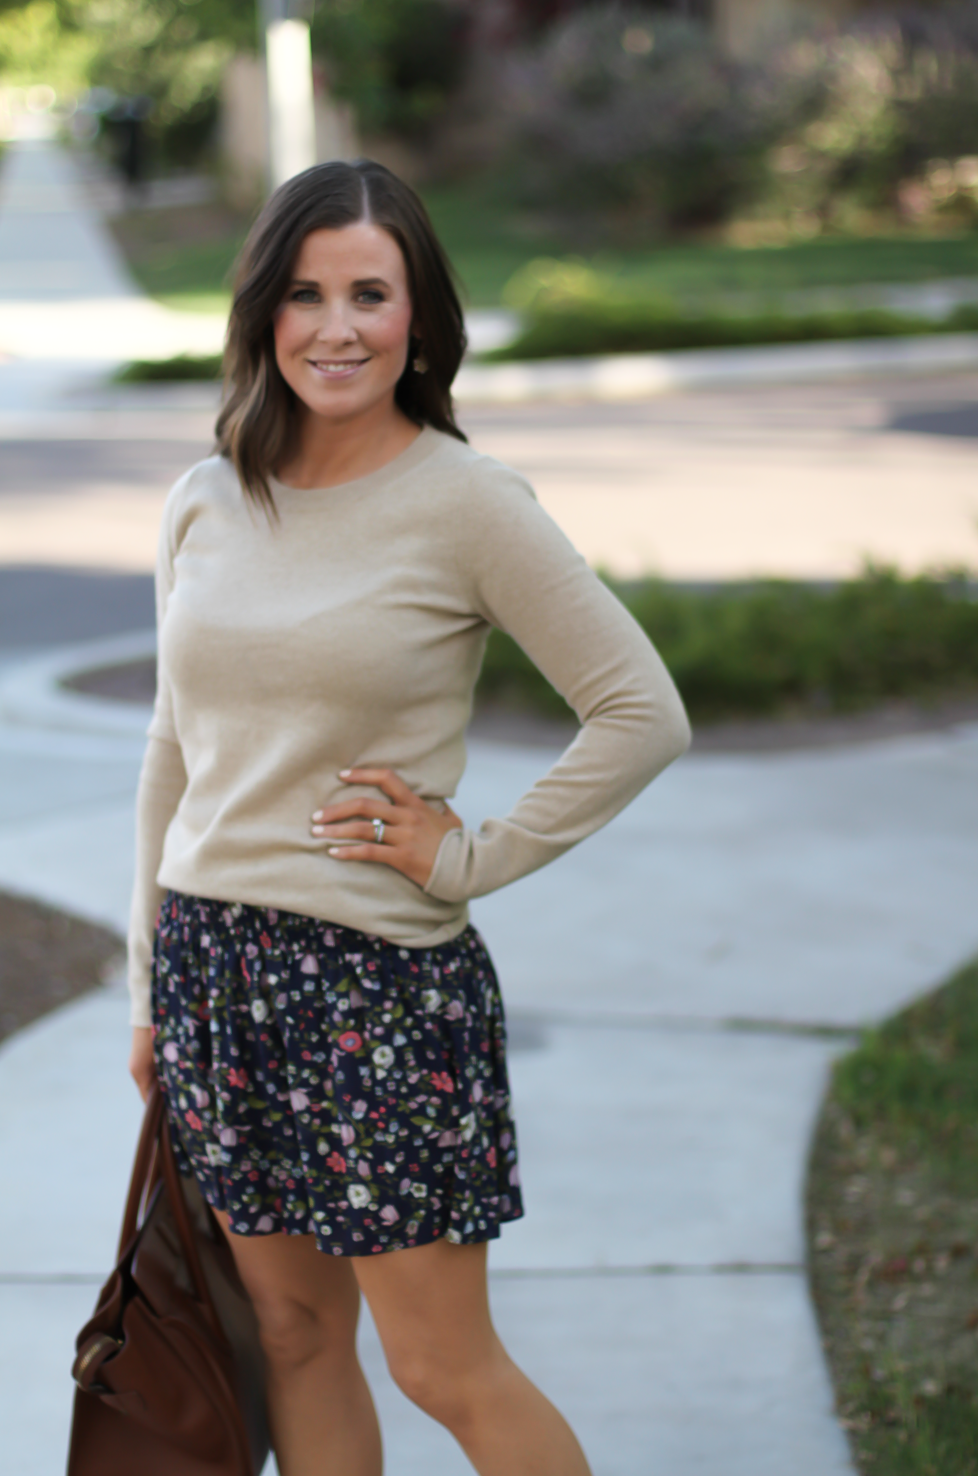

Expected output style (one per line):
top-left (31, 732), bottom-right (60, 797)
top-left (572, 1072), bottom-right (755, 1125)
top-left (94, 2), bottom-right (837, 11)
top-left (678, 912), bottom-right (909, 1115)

top-left (1, 5), bottom-right (978, 1476)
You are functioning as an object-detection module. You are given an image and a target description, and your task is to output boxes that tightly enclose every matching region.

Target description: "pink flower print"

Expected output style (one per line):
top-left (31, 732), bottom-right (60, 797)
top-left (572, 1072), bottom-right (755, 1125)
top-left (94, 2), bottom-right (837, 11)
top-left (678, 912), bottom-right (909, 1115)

top-left (471, 1081), bottom-right (483, 1102)
top-left (267, 910), bottom-right (279, 925)
top-left (430, 1072), bottom-right (454, 1094)
top-left (357, 1160), bottom-right (371, 1179)
top-left (437, 1130), bottom-right (458, 1148)
top-left (509, 1166), bottom-right (520, 1186)
top-left (379, 1205), bottom-right (399, 1225)
top-left (445, 999), bottom-right (464, 1020)
top-left (486, 1146), bottom-right (497, 1168)
top-left (500, 1132), bottom-right (512, 1149)
top-left (219, 1127), bottom-right (238, 1147)
top-left (289, 1089), bottom-right (310, 1112)
top-left (162, 1041), bottom-right (179, 1063)
top-left (185, 1109), bottom-right (203, 1131)
top-left (351, 1100), bottom-right (367, 1119)
top-left (340, 1124), bottom-right (356, 1146)
top-left (259, 932), bottom-right (272, 949)
top-left (350, 989), bottom-right (364, 1008)
top-left (300, 954), bottom-right (320, 975)
top-left (326, 1152), bottom-right (346, 1173)
top-left (244, 942), bottom-right (259, 959)
top-left (255, 1215), bottom-right (274, 1233)
top-left (276, 994), bottom-right (288, 1009)
top-left (193, 1086), bottom-right (210, 1110)
top-left (227, 1067), bottom-right (249, 1090)
top-left (338, 1031), bottom-right (362, 1052)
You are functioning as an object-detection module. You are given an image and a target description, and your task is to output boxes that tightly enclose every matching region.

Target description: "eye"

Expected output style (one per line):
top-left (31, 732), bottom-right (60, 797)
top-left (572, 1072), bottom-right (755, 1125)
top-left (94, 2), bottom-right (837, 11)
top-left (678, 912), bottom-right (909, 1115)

top-left (290, 288), bottom-right (319, 304)
top-left (356, 289), bottom-right (385, 305)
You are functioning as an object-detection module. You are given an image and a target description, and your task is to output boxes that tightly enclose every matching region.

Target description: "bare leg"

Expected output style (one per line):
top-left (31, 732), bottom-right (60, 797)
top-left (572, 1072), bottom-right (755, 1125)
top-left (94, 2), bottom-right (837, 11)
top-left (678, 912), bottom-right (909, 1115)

top-left (213, 1211), bottom-right (382, 1476)
top-left (355, 1239), bottom-right (592, 1476)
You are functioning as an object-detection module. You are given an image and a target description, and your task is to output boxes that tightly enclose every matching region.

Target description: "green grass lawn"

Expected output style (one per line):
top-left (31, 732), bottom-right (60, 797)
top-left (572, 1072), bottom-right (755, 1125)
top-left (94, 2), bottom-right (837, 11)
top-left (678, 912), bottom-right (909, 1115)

top-left (423, 185), bottom-right (978, 307)
top-left (807, 957), bottom-right (978, 1474)
top-left (110, 184), bottom-right (978, 315)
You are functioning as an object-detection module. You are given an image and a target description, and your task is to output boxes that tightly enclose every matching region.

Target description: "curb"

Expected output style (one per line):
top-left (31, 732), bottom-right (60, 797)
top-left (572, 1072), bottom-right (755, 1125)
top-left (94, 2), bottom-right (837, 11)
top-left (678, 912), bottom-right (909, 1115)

top-left (0, 630), bottom-right (155, 738)
top-left (453, 331), bottom-right (978, 403)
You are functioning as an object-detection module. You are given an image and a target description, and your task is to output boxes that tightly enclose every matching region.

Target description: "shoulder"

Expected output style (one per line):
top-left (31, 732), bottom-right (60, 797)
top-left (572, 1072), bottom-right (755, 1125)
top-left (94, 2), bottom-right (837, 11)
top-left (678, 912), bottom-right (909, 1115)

top-left (161, 455), bottom-right (240, 546)
top-left (421, 428), bottom-right (539, 519)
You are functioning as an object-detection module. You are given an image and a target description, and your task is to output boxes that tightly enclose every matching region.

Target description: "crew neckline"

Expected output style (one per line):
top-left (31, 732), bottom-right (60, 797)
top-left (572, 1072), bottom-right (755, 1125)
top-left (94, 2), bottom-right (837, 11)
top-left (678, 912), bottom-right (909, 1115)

top-left (269, 422), bottom-right (442, 498)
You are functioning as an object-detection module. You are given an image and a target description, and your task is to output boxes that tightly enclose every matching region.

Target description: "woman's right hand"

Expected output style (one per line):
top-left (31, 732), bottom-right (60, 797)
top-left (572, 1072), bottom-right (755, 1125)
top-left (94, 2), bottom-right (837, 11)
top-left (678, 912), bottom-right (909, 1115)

top-left (129, 1026), bottom-right (157, 1101)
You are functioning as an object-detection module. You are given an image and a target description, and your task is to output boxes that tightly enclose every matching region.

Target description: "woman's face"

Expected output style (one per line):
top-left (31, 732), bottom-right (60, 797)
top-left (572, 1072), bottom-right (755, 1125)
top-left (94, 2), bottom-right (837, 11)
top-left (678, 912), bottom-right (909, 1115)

top-left (273, 222), bottom-right (415, 423)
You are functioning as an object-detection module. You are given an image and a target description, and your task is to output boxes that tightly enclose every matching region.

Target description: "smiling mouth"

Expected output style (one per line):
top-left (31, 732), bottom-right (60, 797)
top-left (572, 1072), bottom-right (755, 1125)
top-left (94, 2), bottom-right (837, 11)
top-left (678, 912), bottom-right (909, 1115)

top-left (307, 358), bottom-right (370, 376)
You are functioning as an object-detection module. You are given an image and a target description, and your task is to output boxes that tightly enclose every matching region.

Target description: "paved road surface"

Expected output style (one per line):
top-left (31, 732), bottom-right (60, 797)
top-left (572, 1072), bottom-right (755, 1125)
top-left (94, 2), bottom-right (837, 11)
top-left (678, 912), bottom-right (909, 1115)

top-left (1, 376), bottom-right (976, 591)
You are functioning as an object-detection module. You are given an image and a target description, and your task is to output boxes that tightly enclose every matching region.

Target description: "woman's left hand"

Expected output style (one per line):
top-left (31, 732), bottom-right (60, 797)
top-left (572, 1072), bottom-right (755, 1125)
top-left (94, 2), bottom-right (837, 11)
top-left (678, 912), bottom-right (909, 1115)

top-left (311, 767), bottom-right (462, 889)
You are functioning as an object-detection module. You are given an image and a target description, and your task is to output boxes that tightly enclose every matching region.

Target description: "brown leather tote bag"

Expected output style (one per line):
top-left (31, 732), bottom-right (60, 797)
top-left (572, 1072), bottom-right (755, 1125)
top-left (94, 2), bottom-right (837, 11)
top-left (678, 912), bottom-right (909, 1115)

top-left (67, 1085), bottom-right (270, 1476)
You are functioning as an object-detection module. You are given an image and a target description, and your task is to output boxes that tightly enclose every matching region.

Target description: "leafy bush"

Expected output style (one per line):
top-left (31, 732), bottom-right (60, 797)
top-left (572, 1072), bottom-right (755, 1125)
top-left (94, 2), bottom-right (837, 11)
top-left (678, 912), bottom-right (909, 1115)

top-left (477, 569), bottom-right (978, 723)
top-left (760, 17), bottom-right (978, 233)
top-left (498, 2), bottom-right (978, 237)
top-left (311, 0), bottom-right (465, 136)
top-left (486, 255), bottom-right (978, 358)
top-left (501, 4), bottom-right (816, 232)
top-left (114, 353), bottom-right (222, 381)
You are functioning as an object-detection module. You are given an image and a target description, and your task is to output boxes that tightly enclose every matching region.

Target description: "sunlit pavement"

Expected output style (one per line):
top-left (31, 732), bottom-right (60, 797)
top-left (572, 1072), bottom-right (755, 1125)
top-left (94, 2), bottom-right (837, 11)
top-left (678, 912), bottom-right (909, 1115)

top-left (2, 139), bottom-right (978, 1476)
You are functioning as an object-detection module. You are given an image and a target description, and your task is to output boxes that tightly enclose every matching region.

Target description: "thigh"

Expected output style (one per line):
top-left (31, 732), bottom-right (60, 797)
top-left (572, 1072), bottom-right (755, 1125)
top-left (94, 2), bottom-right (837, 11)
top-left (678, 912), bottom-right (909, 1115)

top-left (353, 1239), bottom-right (497, 1376)
top-left (213, 1211), bottom-right (362, 1346)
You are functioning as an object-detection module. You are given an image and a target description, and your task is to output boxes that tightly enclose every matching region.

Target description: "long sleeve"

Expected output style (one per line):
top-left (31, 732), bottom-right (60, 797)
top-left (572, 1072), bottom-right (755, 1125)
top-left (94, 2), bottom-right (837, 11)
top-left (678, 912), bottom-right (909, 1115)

top-left (126, 475), bottom-right (188, 1025)
top-left (424, 470), bottom-right (691, 904)
top-left (127, 737), bottom-right (188, 1025)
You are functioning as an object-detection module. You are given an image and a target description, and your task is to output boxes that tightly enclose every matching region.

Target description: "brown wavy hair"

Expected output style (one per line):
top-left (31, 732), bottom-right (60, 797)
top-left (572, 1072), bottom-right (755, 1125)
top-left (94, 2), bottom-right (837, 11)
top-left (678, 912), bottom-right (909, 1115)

top-left (216, 159), bottom-right (468, 514)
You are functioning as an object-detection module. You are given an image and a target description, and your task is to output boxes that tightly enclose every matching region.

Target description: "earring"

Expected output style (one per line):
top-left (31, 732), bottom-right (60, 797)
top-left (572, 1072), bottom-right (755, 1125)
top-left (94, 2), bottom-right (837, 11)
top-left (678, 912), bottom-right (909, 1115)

top-left (413, 351), bottom-right (429, 374)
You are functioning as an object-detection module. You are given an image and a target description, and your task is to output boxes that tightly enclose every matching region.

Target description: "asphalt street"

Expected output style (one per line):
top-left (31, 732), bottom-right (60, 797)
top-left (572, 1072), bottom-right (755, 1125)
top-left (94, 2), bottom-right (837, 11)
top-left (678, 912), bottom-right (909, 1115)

top-left (2, 377), bottom-right (977, 656)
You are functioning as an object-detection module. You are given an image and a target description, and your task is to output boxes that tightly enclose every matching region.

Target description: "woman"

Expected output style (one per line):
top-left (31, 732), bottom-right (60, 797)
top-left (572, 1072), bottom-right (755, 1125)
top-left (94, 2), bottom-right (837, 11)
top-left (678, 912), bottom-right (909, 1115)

top-left (127, 159), bottom-right (690, 1476)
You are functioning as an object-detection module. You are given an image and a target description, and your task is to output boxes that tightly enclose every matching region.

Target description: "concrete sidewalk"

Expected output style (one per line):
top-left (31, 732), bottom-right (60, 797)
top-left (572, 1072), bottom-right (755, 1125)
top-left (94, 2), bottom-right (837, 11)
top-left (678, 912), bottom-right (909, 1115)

top-left (3, 641), bottom-right (978, 1473)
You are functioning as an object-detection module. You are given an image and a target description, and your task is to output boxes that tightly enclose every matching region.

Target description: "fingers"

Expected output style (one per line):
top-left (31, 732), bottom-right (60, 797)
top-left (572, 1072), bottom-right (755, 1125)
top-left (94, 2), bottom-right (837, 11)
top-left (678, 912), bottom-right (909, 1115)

top-left (311, 820), bottom-right (392, 844)
top-left (311, 796), bottom-right (402, 828)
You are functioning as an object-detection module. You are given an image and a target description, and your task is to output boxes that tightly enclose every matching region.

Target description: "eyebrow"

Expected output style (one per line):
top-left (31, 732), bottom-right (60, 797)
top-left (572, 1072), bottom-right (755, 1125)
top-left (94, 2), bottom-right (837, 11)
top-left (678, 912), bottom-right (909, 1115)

top-left (289, 276), bottom-right (391, 289)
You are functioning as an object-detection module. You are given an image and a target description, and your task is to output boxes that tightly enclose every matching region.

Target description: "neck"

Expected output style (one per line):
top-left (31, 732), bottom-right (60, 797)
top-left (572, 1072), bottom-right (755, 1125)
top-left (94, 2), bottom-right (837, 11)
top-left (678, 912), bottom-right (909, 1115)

top-left (279, 395), bottom-right (421, 489)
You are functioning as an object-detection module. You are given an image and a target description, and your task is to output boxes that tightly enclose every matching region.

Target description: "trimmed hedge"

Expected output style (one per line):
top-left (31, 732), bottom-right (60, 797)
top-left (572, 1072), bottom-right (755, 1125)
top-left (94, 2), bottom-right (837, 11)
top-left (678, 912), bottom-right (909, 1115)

top-left (485, 302), bottom-right (978, 362)
top-left (114, 354), bottom-right (222, 383)
top-left (477, 569), bottom-right (978, 722)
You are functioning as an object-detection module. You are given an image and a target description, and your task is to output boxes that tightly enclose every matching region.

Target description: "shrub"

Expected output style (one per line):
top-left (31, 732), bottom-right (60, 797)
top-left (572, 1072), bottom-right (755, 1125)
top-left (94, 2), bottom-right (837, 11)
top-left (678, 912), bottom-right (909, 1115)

top-left (114, 353), bottom-right (222, 382)
top-left (487, 256), bottom-right (978, 359)
top-left (477, 569), bottom-right (978, 724)
top-left (501, 4), bottom-right (816, 232)
top-left (498, 2), bottom-right (978, 238)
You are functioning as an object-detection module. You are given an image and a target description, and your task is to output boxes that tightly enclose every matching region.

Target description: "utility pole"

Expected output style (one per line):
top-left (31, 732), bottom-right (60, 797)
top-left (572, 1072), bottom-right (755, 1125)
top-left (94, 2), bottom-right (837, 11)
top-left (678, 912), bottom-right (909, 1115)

top-left (260, 0), bottom-right (317, 190)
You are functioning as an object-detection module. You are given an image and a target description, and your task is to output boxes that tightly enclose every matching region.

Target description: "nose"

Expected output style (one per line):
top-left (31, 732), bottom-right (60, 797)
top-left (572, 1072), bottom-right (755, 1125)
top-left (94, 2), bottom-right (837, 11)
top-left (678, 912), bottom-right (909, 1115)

top-left (313, 300), bottom-right (358, 345)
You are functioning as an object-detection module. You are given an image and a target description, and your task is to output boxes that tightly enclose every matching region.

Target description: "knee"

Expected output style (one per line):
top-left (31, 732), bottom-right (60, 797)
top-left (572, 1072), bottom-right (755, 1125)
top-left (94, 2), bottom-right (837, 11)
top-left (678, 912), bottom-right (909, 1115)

top-left (387, 1348), bottom-right (480, 1432)
top-left (252, 1295), bottom-right (349, 1375)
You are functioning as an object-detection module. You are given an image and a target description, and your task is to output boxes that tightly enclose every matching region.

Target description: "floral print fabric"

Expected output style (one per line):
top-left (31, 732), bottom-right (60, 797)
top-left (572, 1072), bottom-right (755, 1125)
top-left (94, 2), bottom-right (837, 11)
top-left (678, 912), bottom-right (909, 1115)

top-left (152, 892), bottom-right (523, 1256)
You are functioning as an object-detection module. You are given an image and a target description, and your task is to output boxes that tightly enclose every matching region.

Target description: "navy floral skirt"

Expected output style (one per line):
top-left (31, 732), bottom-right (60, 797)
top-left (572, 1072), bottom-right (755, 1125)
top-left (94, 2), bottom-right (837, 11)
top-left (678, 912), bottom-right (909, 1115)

top-left (152, 892), bottom-right (524, 1256)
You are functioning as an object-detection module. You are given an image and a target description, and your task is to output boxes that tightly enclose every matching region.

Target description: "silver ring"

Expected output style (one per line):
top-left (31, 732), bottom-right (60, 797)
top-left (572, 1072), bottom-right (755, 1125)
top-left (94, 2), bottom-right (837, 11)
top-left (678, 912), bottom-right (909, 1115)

top-left (372, 818), bottom-right (386, 845)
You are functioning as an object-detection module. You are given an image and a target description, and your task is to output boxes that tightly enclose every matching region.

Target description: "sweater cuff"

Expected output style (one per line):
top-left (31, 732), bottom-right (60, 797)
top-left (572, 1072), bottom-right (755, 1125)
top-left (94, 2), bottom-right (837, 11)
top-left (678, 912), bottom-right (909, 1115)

top-left (423, 825), bottom-right (471, 904)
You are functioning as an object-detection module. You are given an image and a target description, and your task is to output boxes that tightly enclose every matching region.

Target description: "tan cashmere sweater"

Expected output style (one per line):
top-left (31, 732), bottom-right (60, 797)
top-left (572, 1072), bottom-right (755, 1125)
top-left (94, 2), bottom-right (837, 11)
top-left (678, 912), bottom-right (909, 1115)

top-left (127, 425), bottom-right (690, 1027)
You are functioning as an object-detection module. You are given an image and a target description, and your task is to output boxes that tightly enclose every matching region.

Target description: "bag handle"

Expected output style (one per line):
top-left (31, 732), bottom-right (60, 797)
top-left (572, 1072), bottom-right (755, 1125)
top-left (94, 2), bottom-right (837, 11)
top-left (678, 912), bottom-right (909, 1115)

top-left (120, 1085), bottom-right (227, 1343)
top-left (158, 1101), bottom-right (227, 1343)
top-left (117, 1085), bottom-right (165, 1258)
